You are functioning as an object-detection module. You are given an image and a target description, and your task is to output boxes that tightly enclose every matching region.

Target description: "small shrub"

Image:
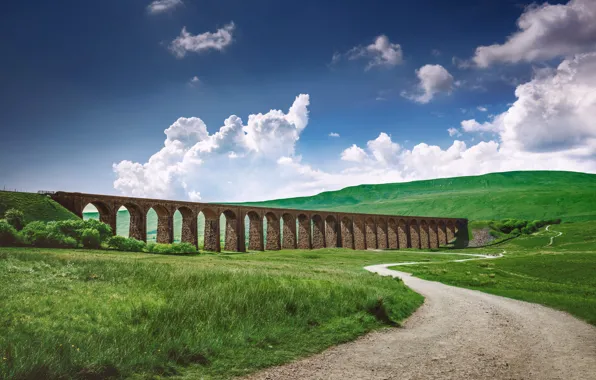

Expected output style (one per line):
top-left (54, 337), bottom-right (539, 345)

top-left (145, 242), bottom-right (198, 255)
top-left (107, 236), bottom-right (146, 252)
top-left (4, 208), bottom-right (25, 230)
top-left (81, 228), bottom-right (101, 249)
top-left (0, 220), bottom-right (19, 246)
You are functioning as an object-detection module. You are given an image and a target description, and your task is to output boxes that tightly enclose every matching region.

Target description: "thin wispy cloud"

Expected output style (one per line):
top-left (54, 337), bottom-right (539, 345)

top-left (170, 22), bottom-right (235, 58)
top-left (147, 0), bottom-right (182, 14)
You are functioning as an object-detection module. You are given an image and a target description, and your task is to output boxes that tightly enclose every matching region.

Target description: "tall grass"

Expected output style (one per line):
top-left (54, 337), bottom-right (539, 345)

top-left (0, 248), bottom-right (425, 379)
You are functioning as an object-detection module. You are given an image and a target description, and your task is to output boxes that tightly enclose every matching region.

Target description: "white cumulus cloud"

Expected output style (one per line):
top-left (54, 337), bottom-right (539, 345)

top-left (113, 94), bottom-right (310, 200)
top-left (403, 64), bottom-right (454, 104)
top-left (170, 22), bottom-right (235, 58)
top-left (473, 0), bottom-right (596, 67)
top-left (329, 132), bottom-right (340, 137)
top-left (447, 127), bottom-right (461, 137)
top-left (462, 53), bottom-right (596, 153)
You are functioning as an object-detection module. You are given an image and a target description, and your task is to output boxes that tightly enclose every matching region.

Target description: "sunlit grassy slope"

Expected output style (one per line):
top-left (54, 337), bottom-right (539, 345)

top-left (240, 171), bottom-right (596, 222)
top-left (0, 191), bottom-right (77, 223)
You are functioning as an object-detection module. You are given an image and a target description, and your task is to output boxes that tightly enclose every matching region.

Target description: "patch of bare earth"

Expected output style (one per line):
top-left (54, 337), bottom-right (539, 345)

top-left (243, 266), bottom-right (596, 380)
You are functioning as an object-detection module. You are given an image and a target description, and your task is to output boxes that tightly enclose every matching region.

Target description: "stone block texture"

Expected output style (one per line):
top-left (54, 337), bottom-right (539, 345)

top-left (354, 218), bottom-right (366, 250)
top-left (282, 214), bottom-right (297, 249)
top-left (297, 214), bottom-right (311, 249)
top-left (365, 218), bottom-right (377, 249)
top-left (387, 219), bottom-right (398, 249)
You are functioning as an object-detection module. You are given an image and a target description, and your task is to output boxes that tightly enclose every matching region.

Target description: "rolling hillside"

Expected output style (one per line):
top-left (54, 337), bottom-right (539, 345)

top-left (3, 171), bottom-right (595, 244)
top-left (0, 191), bottom-right (77, 223)
top-left (240, 171), bottom-right (596, 222)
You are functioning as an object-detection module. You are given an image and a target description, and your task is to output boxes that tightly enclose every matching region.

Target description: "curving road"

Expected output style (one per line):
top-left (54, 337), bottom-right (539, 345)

top-left (245, 252), bottom-right (596, 380)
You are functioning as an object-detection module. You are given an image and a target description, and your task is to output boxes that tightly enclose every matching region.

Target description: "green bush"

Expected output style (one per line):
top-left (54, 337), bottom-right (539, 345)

top-left (52, 219), bottom-right (112, 243)
top-left (4, 208), bottom-right (25, 230)
top-left (0, 220), bottom-right (19, 246)
top-left (145, 242), bottom-right (198, 255)
top-left (19, 221), bottom-right (77, 248)
top-left (107, 235), bottom-right (146, 252)
top-left (81, 228), bottom-right (101, 249)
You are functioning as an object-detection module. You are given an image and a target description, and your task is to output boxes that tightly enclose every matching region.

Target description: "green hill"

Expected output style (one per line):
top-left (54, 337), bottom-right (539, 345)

top-left (0, 191), bottom-right (77, 223)
top-left (240, 171), bottom-right (596, 222)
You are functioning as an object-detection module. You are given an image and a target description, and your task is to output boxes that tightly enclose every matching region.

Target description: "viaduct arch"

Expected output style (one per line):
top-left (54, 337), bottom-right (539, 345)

top-left (51, 191), bottom-right (466, 253)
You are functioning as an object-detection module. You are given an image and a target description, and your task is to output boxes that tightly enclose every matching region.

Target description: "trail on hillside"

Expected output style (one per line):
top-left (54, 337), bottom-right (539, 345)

top-left (244, 251), bottom-right (596, 380)
top-left (546, 225), bottom-right (563, 246)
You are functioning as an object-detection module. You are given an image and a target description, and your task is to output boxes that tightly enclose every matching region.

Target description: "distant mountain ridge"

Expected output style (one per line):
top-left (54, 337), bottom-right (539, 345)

top-left (239, 171), bottom-right (596, 222)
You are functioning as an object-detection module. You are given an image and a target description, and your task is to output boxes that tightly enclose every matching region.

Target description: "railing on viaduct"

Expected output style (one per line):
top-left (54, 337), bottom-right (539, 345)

top-left (50, 191), bottom-right (467, 252)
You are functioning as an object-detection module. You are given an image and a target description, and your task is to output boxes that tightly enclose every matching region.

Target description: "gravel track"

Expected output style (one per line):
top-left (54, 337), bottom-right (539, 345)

top-left (244, 252), bottom-right (596, 380)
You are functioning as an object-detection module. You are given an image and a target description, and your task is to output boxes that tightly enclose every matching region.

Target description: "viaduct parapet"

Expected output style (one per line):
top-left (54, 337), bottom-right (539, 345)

top-left (50, 191), bottom-right (467, 252)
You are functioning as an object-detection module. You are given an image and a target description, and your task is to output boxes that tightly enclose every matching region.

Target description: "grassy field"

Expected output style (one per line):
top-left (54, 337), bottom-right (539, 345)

top-left (0, 247), bottom-right (475, 379)
top-left (392, 221), bottom-right (596, 325)
top-left (0, 191), bottom-right (77, 223)
top-left (240, 171), bottom-right (596, 222)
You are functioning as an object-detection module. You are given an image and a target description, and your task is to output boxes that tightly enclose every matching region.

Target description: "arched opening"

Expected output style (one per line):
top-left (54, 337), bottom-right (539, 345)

top-left (311, 214), bottom-right (325, 249)
top-left (398, 219), bottom-right (408, 249)
top-left (420, 220), bottom-right (429, 249)
top-left (177, 207), bottom-right (197, 247)
top-left (438, 221), bottom-right (447, 246)
top-left (387, 218), bottom-right (398, 249)
top-left (429, 220), bottom-right (439, 249)
top-left (353, 218), bottom-right (366, 250)
top-left (297, 214), bottom-right (310, 249)
top-left (282, 213), bottom-right (296, 249)
top-left (147, 205), bottom-right (172, 244)
top-left (377, 218), bottom-right (388, 249)
top-left (340, 217), bottom-right (354, 249)
top-left (201, 208), bottom-right (220, 252)
top-left (409, 220), bottom-right (420, 249)
top-left (325, 215), bottom-right (337, 248)
top-left (118, 203), bottom-right (144, 242)
top-left (221, 209), bottom-right (241, 252)
top-left (265, 212), bottom-right (280, 250)
top-left (82, 201), bottom-right (115, 235)
top-left (365, 217), bottom-right (377, 249)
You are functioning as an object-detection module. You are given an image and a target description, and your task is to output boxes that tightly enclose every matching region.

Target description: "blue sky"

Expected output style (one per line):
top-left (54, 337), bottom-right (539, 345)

top-left (2, 0), bottom-right (595, 201)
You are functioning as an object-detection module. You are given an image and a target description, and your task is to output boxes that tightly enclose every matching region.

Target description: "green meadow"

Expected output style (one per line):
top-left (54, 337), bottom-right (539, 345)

top-left (393, 221), bottom-right (596, 325)
top-left (1, 247), bottom-right (467, 379)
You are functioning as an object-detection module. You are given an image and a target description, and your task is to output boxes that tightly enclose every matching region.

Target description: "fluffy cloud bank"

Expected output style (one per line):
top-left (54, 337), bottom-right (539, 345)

top-left (113, 95), bottom-right (310, 200)
top-left (473, 0), bottom-right (596, 67)
top-left (113, 52), bottom-right (596, 201)
top-left (460, 53), bottom-right (596, 153)
top-left (170, 22), bottom-right (235, 58)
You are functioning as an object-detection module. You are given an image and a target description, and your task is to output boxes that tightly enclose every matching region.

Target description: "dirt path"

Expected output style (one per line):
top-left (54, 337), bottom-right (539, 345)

top-left (546, 225), bottom-right (563, 246)
top-left (244, 253), bottom-right (596, 380)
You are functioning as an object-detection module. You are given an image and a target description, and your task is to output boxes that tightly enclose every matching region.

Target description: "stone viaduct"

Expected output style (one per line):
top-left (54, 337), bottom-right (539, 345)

top-left (51, 191), bottom-right (467, 252)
